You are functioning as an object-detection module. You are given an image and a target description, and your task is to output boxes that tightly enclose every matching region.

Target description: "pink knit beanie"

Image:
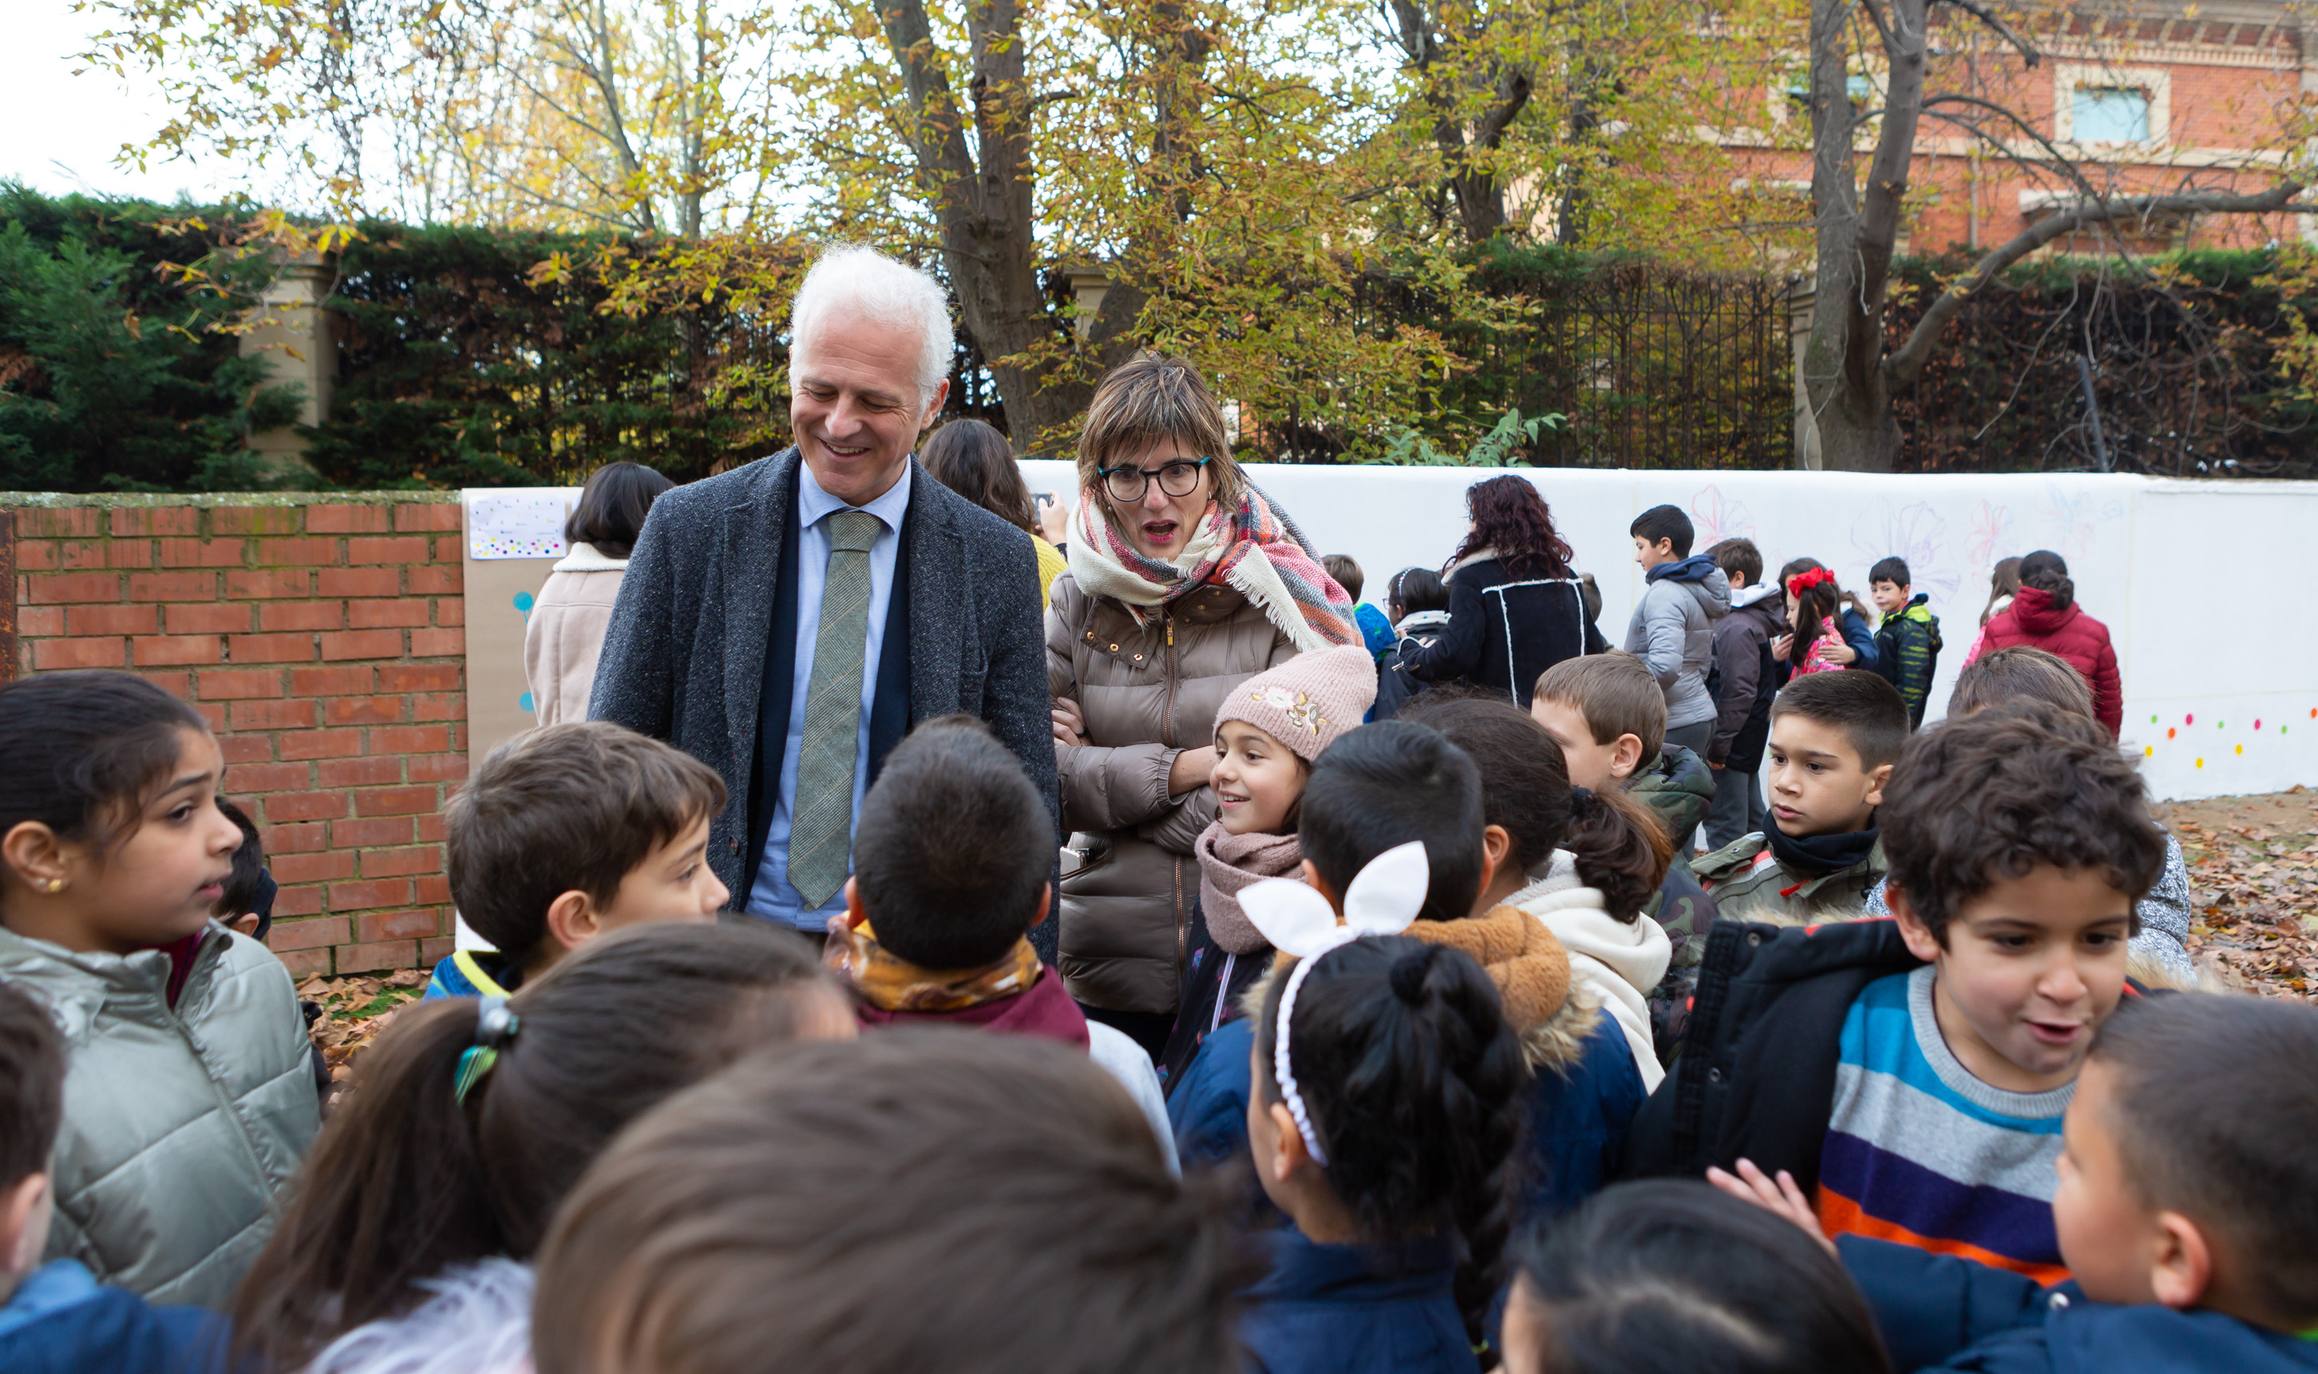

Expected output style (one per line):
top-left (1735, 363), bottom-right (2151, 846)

top-left (1215, 644), bottom-right (1378, 765)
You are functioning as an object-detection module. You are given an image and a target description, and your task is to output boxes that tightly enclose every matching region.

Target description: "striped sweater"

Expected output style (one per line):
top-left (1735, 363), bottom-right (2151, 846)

top-left (1814, 967), bottom-right (2072, 1283)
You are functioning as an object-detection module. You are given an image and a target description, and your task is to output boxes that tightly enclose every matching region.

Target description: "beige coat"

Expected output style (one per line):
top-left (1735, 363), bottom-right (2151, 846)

top-left (524, 542), bottom-right (627, 725)
top-left (1047, 573), bottom-right (1297, 1015)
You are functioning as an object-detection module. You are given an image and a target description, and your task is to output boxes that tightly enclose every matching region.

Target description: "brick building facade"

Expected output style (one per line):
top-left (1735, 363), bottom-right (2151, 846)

top-left (0, 494), bottom-right (467, 978)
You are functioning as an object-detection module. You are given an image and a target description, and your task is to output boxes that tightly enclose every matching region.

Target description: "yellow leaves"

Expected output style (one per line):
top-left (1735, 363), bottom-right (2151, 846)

top-left (528, 250), bottom-right (576, 286)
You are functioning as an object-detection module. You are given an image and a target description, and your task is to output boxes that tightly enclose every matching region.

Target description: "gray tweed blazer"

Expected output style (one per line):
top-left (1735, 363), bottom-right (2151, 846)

top-left (588, 447), bottom-right (1060, 916)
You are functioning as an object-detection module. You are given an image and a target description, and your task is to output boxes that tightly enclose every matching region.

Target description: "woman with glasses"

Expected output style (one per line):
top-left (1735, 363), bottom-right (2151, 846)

top-left (1410, 474), bottom-right (1608, 707)
top-left (1045, 352), bottom-right (1357, 1060)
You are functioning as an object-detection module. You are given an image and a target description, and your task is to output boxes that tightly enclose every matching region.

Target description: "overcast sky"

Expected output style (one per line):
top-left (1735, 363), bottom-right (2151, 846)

top-left (3, 3), bottom-right (252, 203)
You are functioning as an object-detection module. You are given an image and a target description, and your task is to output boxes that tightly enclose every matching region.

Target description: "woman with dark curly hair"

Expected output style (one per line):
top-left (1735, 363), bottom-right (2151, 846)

top-left (1409, 474), bottom-right (1607, 705)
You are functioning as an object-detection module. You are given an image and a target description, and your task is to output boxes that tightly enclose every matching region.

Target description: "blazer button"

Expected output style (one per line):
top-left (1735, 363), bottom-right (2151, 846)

top-left (1108, 643), bottom-right (1119, 652)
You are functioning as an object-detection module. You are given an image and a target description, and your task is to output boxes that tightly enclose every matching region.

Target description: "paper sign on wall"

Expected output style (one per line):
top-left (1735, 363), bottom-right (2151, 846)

top-left (466, 490), bottom-right (572, 560)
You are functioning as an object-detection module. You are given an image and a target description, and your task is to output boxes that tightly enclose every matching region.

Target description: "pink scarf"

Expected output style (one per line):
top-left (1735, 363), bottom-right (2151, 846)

top-left (1195, 821), bottom-right (1306, 955)
top-left (1067, 481), bottom-right (1357, 652)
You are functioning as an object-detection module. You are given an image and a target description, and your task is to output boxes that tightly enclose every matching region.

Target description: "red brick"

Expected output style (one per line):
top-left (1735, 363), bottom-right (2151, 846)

top-left (228, 698), bottom-right (317, 731)
top-left (433, 597), bottom-right (465, 627)
top-left (432, 535), bottom-right (462, 561)
top-left (224, 761), bottom-right (311, 793)
top-left (66, 604), bottom-right (159, 636)
top-left (414, 813), bottom-right (447, 843)
top-left (16, 508), bottom-right (100, 538)
top-left (358, 909), bottom-right (443, 943)
top-left (132, 635), bottom-right (224, 667)
top-left (374, 724), bottom-right (453, 755)
top-left (18, 607), bottom-right (64, 636)
top-left (319, 629), bottom-right (404, 661)
top-left (277, 947), bottom-right (333, 979)
top-left (157, 538), bottom-right (250, 569)
top-left (53, 539), bottom-right (109, 571)
top-left (217, 733), bottom-right (276, 765)
top-left (330, 877), bottom-right (413, 910)
top-left (409, 753), bottom-right (468, 783)
top-left (126, 571), bottom-right (219, 602)
top-left (258, 601), bottom-right (345, 632)
top-left (267, 821), bottom-right (329, 854)
top-left (278, 729), bottom-right (364, 761)
top-left (407, 565), bottom-right (461, 595)
top-left (164, 603), bottom-right (255, 634)
top-left (209, 507), bottom-right (304, 536)
top-left (225, 569), bottom-right (313, 599)
top-left (336, 940), bottom-right (417, 973)
top-left (32, 637), bottom-right (126, 670)
top-left (347, 536), bottom-right (431, 565)
top-left (194, 668), bottom-right (284, 701)
top-left (273, 851), bottom-right (357, 885)
top-left (395, 502), bottom-right (465, 532)
top-left (361, 844), bottom-right (443, 879)
top-left (414, 874), bottom-right (453, 904)
top-left (319, 755), bottom-right (403, 787)
top-left (13, 541), bottom-right (57, 570)
top-left (263, 791), bottom-right (349, 823)
top-left (289, 665), bottom-right (375, 696)
top-left (345, 598), bottom-right (430, 629)
top-left (270, 916), bottom-right (350, 952)
top-left (379, 663), bottom-right (461, 693)
top-left (104, 541), bottom-right (154, 570)
top-left (192, 702), bottom-right (228, 732)
top-left (224, 633), bottom-right (317, 664)
top-left (408, 628), bottom-right (463, 659)
top-left (324, 695), bottom-right (405, 726)
top-left (306, 504), bottom-right (393, 534)
top-left (318, 567), bottom-right (401, 598)
top-left (25, 571), bottom-right (122, 604)
top-left (355, 786), bottom-right (437, 817)
top-left (136, 670), bottom-right (193, 698)
top-left (110, 507), bottom-right (199, 537)
top-left (335, 816), bottom-right (415, 848)
top-left (418, 935), bottom-right (455, 966)
top-left (258, 537), bottom-right (349, 568)
top-left (410, 692), bottom-right (462, 722)
top-left (272, 884), bottom-right (326, 918)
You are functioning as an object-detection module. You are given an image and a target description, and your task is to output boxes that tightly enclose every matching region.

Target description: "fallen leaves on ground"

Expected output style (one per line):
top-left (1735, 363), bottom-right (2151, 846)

top-left (299, 967), bottom-right (428, 1081)
top-left (2164, 787), bottom-right (2318, 999)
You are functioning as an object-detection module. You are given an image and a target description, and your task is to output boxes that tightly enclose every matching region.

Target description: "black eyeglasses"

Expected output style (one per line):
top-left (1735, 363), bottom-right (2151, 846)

top-left (1097, 455), bottom-right (1213, 504)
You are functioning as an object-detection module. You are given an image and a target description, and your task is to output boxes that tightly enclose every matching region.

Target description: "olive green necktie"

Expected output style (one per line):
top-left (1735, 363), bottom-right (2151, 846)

top-left (787, 509), bottom-right (882, 909)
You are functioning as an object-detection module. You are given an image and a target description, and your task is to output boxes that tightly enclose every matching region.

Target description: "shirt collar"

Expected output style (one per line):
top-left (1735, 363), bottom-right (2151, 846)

top-left (797, 456), bottom-right (913, 536)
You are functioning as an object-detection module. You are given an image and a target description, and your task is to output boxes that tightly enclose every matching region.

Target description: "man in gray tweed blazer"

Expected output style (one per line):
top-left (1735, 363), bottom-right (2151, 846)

top-left (589, 246), bottom-right (1059, 954)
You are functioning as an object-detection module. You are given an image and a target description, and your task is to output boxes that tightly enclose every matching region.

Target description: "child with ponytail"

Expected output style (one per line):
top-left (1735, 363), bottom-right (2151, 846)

top-left (229, 922), bottom-right (855, 1374)
top-left (1781, 565), bottom-right (1849, 676)
top-left (1239, 840), bottom-right (1529, 1371)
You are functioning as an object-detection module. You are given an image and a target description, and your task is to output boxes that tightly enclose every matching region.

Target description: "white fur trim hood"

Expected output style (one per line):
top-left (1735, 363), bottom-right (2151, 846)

top-left (1511, 854), bottom-right (1672, 1091)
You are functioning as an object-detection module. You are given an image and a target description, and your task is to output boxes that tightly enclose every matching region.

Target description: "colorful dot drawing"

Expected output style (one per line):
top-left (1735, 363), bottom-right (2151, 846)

top-left (2196, 758), bottom-right (2206, 769)
top-left (2149, 714), bottom-right (2159, 724)
top-left (2217, 720), bottom-right (2225, 730)
top-left (2167, 728), bottom-right (2176, 740)
top-left (519, 692), bottom-right (535, 715)
top-left (514, 591), bottom-right (536, 614)
top-left (2144, 746), bottom-right (2154, 758)
top-left (2255, 719), bottom-right (2264, 731)
top-left (2186, 713), bottom-right (2195, 725)
top-left (2235, 744), bottom-right (2244, 756)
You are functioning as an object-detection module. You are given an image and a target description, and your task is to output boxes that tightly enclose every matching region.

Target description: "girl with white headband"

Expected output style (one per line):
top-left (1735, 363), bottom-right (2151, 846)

top-left (1233, 830), bottom-right (1529, 1373)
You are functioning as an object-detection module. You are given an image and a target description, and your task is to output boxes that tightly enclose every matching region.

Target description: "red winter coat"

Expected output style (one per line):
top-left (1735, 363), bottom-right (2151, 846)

top-left (1965, 584), bottom-right (2122, 735)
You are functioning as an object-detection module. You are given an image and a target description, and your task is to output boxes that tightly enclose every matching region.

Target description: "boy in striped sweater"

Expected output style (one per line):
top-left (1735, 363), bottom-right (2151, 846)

top-left (1625, 700), bottom-right (2164, 1280)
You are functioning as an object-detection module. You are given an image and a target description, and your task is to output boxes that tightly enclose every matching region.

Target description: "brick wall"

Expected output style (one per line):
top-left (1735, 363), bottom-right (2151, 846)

top-left (1, 494), bottom-right (467, 978)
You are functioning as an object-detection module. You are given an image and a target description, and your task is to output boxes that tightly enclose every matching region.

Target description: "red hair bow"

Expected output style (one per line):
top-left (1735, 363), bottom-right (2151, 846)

top-left (1785, 566), bottom-right (1835, 597)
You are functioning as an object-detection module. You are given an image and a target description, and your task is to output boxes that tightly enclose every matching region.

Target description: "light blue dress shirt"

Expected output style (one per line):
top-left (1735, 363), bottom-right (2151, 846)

top-left (746, 461), bottom-right (910, 928)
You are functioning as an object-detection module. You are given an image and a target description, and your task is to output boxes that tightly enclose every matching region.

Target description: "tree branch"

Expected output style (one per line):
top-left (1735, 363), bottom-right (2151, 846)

top-left (1935, 0), bottom-right (2039, 66)
top-left (1887, 180), bottom-right (2310, 384)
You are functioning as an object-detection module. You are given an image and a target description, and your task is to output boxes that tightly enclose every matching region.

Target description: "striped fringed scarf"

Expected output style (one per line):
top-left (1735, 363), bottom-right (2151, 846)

top-left (1066, 482), bottom-right (1357, 652)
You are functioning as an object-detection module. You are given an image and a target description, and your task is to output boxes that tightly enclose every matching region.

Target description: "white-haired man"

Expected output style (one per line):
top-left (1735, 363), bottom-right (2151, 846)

top-left (591, 246), bottom-right (1060, 952)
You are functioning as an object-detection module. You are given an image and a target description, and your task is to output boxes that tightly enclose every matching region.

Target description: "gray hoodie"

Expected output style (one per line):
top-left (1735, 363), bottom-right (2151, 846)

top-left (1622, 554), bottom-right (1733, 730)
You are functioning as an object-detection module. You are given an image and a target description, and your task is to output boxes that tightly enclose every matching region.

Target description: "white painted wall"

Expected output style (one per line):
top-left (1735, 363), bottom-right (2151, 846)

top-left (1021, 462), bottom-right (2318, 803)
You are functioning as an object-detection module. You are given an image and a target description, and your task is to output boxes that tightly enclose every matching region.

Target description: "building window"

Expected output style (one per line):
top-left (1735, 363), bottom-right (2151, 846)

top-left (2071, 85), bottom-right (2152, 144)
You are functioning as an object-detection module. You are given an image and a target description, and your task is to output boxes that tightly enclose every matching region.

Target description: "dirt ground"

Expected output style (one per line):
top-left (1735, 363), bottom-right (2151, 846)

top-left (300, 788), bottom-right (2318, 1073)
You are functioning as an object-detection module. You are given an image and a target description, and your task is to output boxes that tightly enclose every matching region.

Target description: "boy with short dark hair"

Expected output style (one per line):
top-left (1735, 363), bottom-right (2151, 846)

top-left (427, 721), bottom-right (731, 999)
top-left (1721, 991), bottom-right (2318, 1374)
top-left (1869, 555), bottom-right (1942, 728)
top-left (1692, 670), bottom-right (1909, 924)
top-left (830, 715), bottom-right (1174, 1161)
top-left (1704, 538), bottom-right (1782, 850)
top-left (1324, 553), bottom-right (1396, 662)
top-left (0, 980), bottom-right (226, 1371)
top-left (1630, 702), bottom-right (2166, 1282)
top-left (1624, 504), bottom-right (1731, 761)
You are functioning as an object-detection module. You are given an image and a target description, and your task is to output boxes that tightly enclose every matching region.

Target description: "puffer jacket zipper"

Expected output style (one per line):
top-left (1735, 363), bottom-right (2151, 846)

top-left (171, 933), bottom-right (276, 1191)
top-left (1165, 614), bottom-right (1188, 976)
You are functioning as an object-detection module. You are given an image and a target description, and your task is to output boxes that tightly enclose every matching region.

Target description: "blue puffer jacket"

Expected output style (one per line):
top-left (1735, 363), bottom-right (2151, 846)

top-left (1840, 1236), bottom-right (2318, 1373)
top-left (1240, 1231), bottom-right (1471, 1374)
top-left (0, 1260), bottom-right (226, 1374)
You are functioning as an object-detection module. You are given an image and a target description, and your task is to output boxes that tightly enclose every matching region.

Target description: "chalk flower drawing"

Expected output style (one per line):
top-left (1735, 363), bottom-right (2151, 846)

top-left (1688, 486), bottom-right (1754, 547)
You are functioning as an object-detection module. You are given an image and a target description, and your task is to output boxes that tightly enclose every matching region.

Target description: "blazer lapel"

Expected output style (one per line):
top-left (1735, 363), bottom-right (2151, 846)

top-left (905, 462), bottom-right (965, 718)
top-left (722, 449), bottom-right (802, 768)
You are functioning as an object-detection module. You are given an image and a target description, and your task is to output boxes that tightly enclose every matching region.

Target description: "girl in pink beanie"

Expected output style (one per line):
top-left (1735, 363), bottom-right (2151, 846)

top-left (1158, 644), bottom-right (1378, 1084)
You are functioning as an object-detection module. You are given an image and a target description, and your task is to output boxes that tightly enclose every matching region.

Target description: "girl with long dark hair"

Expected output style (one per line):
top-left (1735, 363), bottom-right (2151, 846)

top-left (1410, 475), bottom-right (1606, 706)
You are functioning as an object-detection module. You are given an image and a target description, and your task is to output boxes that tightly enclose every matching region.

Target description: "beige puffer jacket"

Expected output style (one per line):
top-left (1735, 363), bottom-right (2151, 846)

top-left (1048, 573), bottom-right (1297, 1015)
top-left (0, 922), bottom-right (320, 1308)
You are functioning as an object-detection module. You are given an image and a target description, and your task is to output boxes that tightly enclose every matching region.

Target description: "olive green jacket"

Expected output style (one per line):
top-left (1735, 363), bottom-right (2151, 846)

top-left (1693, 833), bottom-right (1887, 926)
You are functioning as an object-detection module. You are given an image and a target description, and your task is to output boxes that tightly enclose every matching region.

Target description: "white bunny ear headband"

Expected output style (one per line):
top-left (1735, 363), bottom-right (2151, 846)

top-left (1239, 841), bottom-right (1430, 1168)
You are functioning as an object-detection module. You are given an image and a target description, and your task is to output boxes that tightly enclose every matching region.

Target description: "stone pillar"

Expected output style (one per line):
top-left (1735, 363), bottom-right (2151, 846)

top-left (240, 253), bottom-right (335, 478)
top-left (1062, 264), bottom-right (1112, 339)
